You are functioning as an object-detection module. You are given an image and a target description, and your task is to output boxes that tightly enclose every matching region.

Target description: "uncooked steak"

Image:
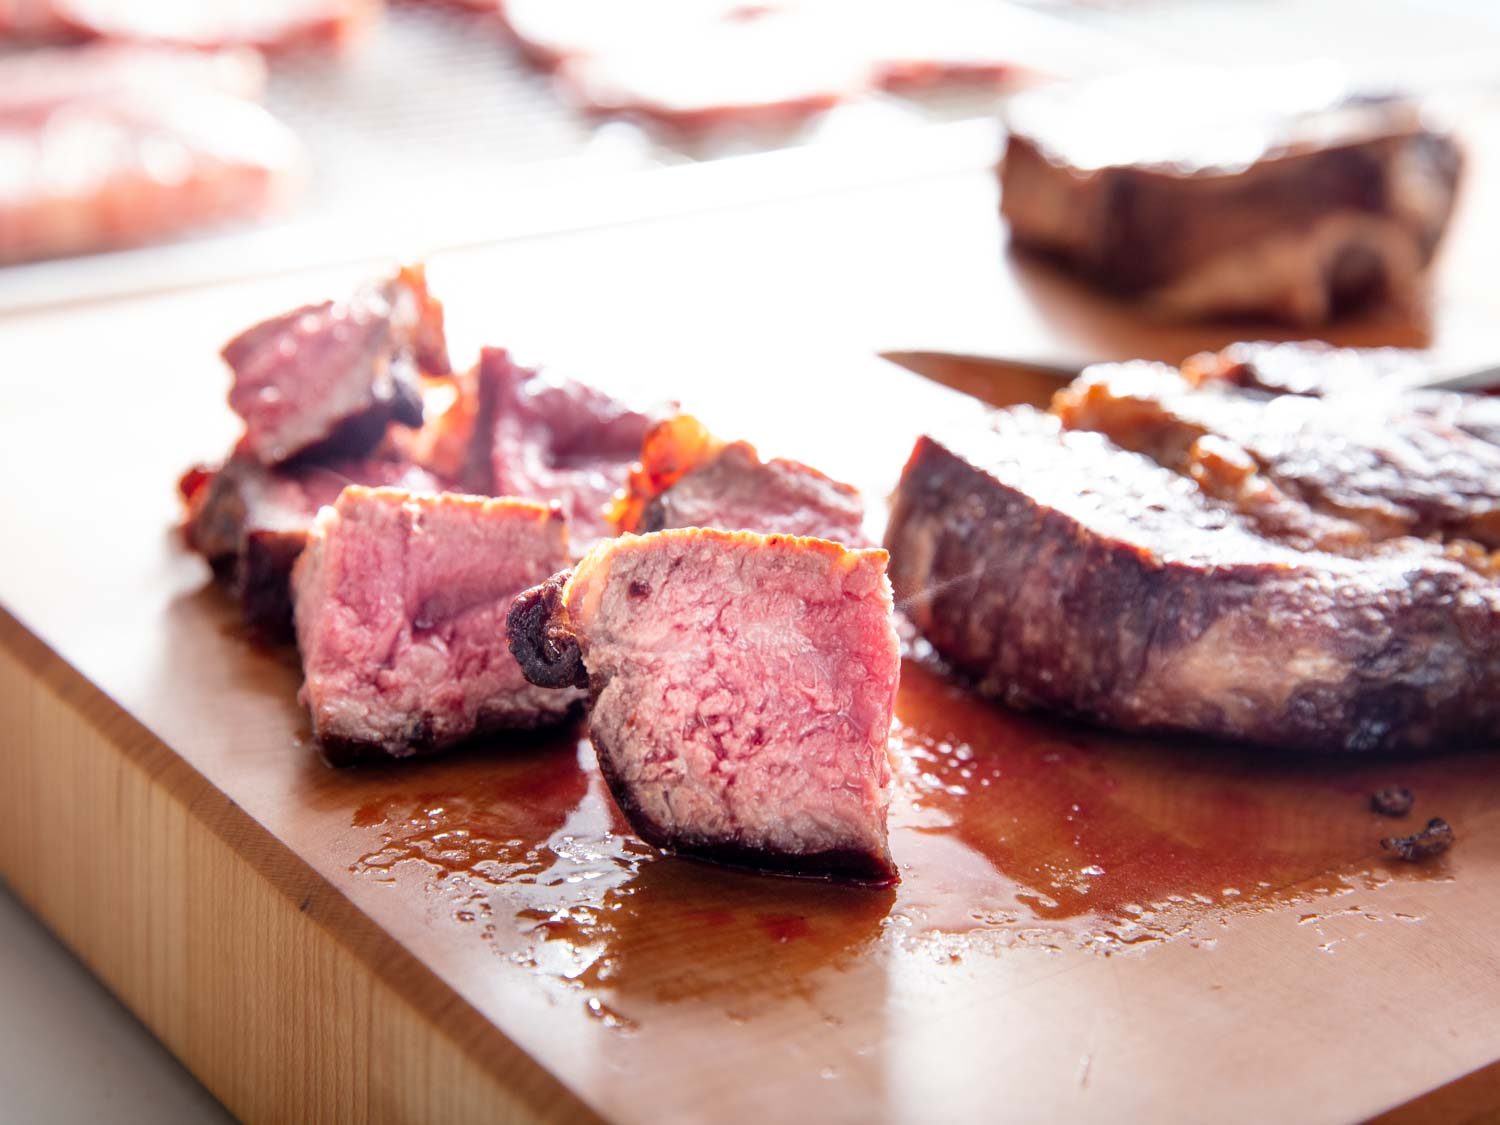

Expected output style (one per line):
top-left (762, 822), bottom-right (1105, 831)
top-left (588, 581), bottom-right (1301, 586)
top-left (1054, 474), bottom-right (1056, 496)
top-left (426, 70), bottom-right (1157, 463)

top-left (293, 487), bottom-right (583, 764)
top-left (467, 348), bottom-right (662, 553)
top-left (1000, 72), bottom-right (1461, 323)
top-left (224, 267), bottom-right (448, 466)
top-left (182, 455), bottom-right (441, 636)
top-left (885, 406), bottom-right (1500, 754)
top-left (614, 414), bottom-right (868, 543)
top-left (509, 528), bottom-right (900, 882)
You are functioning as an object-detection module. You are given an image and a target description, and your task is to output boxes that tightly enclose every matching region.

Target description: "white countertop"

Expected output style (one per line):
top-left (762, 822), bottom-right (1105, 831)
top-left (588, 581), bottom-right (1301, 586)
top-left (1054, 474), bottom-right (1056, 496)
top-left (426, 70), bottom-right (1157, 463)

top-left (0, 883), bottom-right (233, 1124)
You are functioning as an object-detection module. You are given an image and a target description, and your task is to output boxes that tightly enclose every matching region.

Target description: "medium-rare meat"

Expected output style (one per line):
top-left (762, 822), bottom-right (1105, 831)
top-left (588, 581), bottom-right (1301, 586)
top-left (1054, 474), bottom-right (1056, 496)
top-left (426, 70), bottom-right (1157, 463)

top-left (182, 454), bottom-right (441, 636)
top-left (1053, 358), bottom-right (1500, 549)
top-left (467, 347), bottom-right (662, 553)
top-left (293, 487), bottom-right (583, 764)
top-left (508, 528), bottom-right (899, 882)
top-left (53, 0), bottom-right (377, 52)
top-left (224, 267), bottom-right (449, 466)
top-left (885, 406), bottom-right (1500, 754)
top-left (1000, 71), bottom-right (1462, 323)
top-left (0, 46), bottom-right (300, 264)
top-left (613, 414), bottom-right (868, 543)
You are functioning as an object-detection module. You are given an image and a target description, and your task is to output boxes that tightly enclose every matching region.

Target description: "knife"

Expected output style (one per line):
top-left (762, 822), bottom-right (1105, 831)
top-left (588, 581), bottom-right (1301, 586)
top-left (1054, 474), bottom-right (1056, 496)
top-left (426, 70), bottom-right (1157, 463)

top-left (882, 349), bottom-right (1500, 408)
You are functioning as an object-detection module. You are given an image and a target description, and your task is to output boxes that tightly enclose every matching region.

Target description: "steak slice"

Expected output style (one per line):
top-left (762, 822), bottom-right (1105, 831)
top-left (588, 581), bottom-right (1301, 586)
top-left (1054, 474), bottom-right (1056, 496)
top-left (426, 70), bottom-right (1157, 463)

top-left (182, 454), bottom-right (441, 637)
top-left (292, 487), bottom-right (583, 765)
top-left (224, 266), bottom-right (448, 467)
top-left (614, 414), bottom-right (868, 543)
top-left (885, 407), bottom-right (1500, 754)
top-left (468, 348), bottom-right (663, 554)
top-left (1053, 358), bottom-right (1500, 549)
top-left (508, 528), bottom-right (899, 882)
top-left (1000, 72), bottom-right (1461, 323)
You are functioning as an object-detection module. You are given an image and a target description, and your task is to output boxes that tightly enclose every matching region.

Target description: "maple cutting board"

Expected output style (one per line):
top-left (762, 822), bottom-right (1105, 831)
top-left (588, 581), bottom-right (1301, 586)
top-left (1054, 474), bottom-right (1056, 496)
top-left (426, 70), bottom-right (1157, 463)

top-left (4, 152), bottom-right (1500, 1125)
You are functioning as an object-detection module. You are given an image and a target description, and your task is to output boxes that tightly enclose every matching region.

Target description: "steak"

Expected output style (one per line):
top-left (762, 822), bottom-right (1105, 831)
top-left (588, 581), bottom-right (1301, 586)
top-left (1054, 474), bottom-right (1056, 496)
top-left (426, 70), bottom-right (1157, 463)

top-left (224, 266), bottom-right (448, 466)
top-left (1053, 357), bottom-right (1500, 549)
top-left (0, 46), bottom-right (301, 265)
top-left (292, 487), bottom-right (583, 764)
top-left (508, 528), bottom-right (900, 882)
top-left (614, 414), bottom-right (868, 543)
top-left (885, 406), bottom-right (1500, 754)
top-left (1000, 72), bottom-right (1461, 323)
top-left (53, 0), bottom-right (376, 52)
top-left (467, 347), bottom-right (663, 553)
top-left (182, 454), bottom-right (441, 637)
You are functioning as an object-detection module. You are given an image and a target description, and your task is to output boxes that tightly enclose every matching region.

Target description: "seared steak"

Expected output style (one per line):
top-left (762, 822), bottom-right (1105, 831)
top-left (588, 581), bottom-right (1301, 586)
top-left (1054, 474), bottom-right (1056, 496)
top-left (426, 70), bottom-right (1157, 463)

top-left (224, 266), bottom-right (448, 466)
top-left (182, 455), bottom-right (441, 636)
top-left (293, 487), bottom-right (583, 764)
top-left (614, 414), bottom-right (868, 543)
top-left (509, 528), bottom-right (900, 882)
top-left (468, 347), bottom-right (662, 553)
top-left (1053, 358), bottom-right (1500, 549)
top-left (885, 406), bottom-right (1500, 754)
top-left (1000, 73), bottom-right (1461, 323)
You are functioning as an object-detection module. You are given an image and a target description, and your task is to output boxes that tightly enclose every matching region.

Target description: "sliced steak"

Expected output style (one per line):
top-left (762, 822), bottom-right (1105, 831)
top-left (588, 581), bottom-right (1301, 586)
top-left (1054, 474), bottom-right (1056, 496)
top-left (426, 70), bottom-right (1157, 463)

top-left (468, 347), bottom-right (663, 553)
top-left (508, 528), bottom-right (899, 882)
top-left (224, 266), bottom-right (448, 466)
top-left (1000, 72), bottom-right (1461, 323)
top-left (293, 487), bottom-right (583, 764)
top-left (615, 414), bottom-right (868, 543)
top-left (182, 455), bottom-right (441, 637)
top-left (885, 407), bottom-right (1500, 754)
top-left (1053, 359), bottom-right (1500, 549)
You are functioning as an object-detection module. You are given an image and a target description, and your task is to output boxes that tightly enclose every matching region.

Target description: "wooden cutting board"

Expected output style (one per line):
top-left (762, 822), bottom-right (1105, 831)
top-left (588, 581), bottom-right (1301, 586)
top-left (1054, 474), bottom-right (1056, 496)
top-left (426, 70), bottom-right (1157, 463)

top-left (3, 147), bottom-right (1500, 1125)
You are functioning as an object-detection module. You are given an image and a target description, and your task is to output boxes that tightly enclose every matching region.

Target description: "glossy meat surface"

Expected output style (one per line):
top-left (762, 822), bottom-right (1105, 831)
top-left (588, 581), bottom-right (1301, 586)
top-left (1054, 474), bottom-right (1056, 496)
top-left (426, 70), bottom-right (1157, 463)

top-left (886, 406), bottom-right (1500, 754)
top-left (293, 487), bottom-right (583, 764)
top-left (1054, 358), bottom-right (1500, 549)
top-left (509, 528), bottom-right (900, 882)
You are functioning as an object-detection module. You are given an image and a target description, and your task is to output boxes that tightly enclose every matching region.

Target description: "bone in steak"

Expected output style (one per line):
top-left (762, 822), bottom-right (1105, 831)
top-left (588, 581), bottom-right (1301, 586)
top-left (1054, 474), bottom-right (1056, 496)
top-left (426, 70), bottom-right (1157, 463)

top-left (508, 528), bottom-right (899, 882)
top-left (0, 44), bottom-right (301, 264)
top-left (467, 347), bottom-right (662, 554)
top-left (885, 404), bottom-right (1500, 754)
top-left (182, 455), bottom-right (441, 637)
top-left (1000, 71), bottom-right (1461, 323)
top-left (293, 487), bottom-right (583, 764)
top-left (224, 267), bottom-right (448, 467)
top-left (613, 414), bottom-right (868, 543)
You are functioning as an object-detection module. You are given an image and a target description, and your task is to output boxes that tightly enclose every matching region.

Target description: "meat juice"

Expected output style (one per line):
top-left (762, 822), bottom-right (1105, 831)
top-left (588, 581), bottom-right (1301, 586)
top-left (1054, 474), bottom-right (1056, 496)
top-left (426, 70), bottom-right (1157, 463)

top-left (344, 656), bottom-right (1488, 1018)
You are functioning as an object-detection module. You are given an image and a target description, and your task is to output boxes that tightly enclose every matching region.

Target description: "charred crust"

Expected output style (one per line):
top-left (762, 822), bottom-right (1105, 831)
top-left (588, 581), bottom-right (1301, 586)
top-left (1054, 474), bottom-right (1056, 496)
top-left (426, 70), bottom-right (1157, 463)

top-left (316, 701), bottom-right (585, 767)
top-left (507, 571), bottom-right (590, 690)
top-left (1370, 785), bottom-right (1415, 817)
top-left (238, 529), bottom-right (306, 641)
top-left (590, 729), bottom-right (898, 887)
top-left (1381, 817), bottom-right (1454, 862)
